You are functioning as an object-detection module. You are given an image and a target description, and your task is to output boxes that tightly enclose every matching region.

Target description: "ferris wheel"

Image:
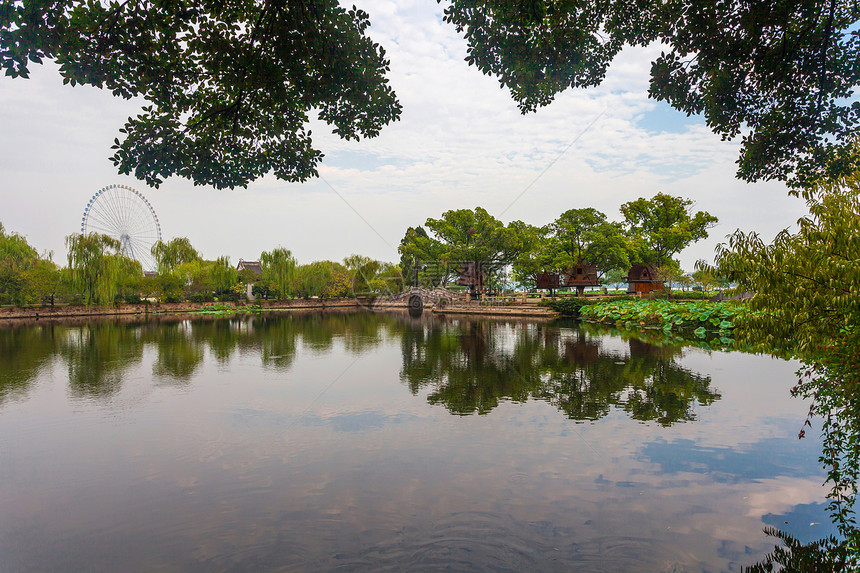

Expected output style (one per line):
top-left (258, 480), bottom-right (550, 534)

top-left (80, 184), bottom-right (162, 272)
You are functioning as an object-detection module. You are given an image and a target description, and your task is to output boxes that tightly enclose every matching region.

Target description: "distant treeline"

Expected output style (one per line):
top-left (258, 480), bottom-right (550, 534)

top-left (397, 194), bottom-right (724, 294)
top-left (0, 223), bottom-right (402, 307)
top-left (2, 193), bottom-right (726, 308)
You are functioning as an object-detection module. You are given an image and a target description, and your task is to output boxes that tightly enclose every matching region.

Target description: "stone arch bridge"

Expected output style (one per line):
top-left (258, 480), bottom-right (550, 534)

top-left (385, 287), bottom-right (469, 310)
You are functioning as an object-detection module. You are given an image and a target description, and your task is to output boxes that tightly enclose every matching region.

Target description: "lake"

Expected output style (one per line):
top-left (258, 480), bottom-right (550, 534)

top-left (0, 311), bottom-right (835, 571)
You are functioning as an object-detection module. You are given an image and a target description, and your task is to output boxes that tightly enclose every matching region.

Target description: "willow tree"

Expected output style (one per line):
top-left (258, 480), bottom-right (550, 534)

top-left (296, 261), bottom-right (334, 299)
top-left (260, 247), bottom-right (297, 299)
top-left (210, 256), bottom-right (237, 297)
top-left (66, 233), bottom-right (140, 306)
top-left (151, 237), bottom-right (200, 276)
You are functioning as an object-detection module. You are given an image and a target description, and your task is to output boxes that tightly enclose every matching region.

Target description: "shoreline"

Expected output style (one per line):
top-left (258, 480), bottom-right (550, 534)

top-left (0, 298), bottom-right (369, 321)
top-left (0, 298), bottom-right (560, 322)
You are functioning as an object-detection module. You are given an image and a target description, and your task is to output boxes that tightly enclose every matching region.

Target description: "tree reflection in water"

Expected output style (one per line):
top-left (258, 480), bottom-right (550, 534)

top-left (0, 311), bottom-right (855, 566)
top-left (0, 312), bottom-right (405, 399)
top-left (0, 324), bottom-right (60, 404)
top-left (60, 322), bottom-right (146, 397)
top-left (5, 312), bottom-right (719, 422)
top-left (743, 527), bottom-right (850, 572)
top-left (399, 316), bottom-right (720, 424)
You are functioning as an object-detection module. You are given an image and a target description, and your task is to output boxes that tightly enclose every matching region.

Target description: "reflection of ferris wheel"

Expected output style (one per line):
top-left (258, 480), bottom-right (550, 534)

top-left (81, 184), bottom-right (162, 272)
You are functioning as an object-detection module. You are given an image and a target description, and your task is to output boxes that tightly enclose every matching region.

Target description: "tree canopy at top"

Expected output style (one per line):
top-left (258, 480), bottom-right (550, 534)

top-left (441, 0), bottom-right (860, 187)
top-left (3, 1), bottom-right (858, 188)
top-left (0, 0), bottom-right (401, 189)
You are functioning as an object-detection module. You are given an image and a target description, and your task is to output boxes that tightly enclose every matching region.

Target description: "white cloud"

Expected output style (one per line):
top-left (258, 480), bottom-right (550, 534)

top-left (0, 1), bottom-right (806, 268)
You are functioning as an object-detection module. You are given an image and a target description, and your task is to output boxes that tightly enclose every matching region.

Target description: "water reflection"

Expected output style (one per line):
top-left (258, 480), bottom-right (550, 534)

top-left (1, 313), bottom-right (720, 422)
top-left (400, 316), bottom-right (720, 423)
top-left (0, 312), bottom-right (404, 398)
top-left (0, 311), bottom-right (840, 571)
top-left (153, 322), bottom-right (205, 381)
top-left (60, 323), bottom-right (146, 397)
top-left (744, 527), bottom-right (850, 572)
top-left (0, 325), bottom-right (58, 404)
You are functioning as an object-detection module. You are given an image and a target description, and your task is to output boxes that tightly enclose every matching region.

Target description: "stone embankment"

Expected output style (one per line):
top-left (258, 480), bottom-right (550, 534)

top-left (431, 304), bottom-right (558, 318)
top-left (1, 296), bottom-right (559, 322)
top-left (0, 298), bottom-right (369, 321)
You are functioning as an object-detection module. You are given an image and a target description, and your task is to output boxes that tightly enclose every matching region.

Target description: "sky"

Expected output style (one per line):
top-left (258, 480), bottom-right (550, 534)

top-left (0, 0), bottom-right (809, 272)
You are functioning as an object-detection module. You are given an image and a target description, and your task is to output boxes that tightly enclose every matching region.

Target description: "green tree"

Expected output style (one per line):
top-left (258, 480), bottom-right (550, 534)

top-left (0, 222), bottom-right (40, 305)
top-left (135, 273), bottom-right (160, 302)
top-left (22, 256), bottom-right (63, 306)
top-left (400, 209), bottom-right (532, 293)
top-left (424, 207), bottom-right (531, 295)
top-left (621, 193), bottom-right (718, 267)
top-left (650, 262), bottom-right (684, 300)
top-left (261, 247), bottom-right (297, 299)
top-left (549, 208), bottom-right (630, 278)
top-left (441, 1), bottom-right (860, 187)
top-left (211, 256), bottom-right (238, 297)
top-left (296, 261), bottom-right (333, 299)
top-left (175, 259), bottom-right (212, 300)
top-left (237, 267), bottom-right (259, 286)
top-left (425, 207), bottom-right (525, 264)
top-left (510, 223), bottom-right (553, 288)
top-left (348, 258), bottom-right (403, 296)
top-left (692, 260), bottom-right (720, 294)
top-left (1, 0), bottom-right (401, 189)
top-left (322, 261), bottom-right (352, 298)
top-left (8, 3), bottom-right (858, 188)
top-left (398, 226), bottom-right (457, 287)
top-left (714, 175), bottom-right (860, 554)
top-left (151, 237), bottom-right (201, 276)
top-left (602, 268), bottom-right (627, 292)
top-left (66, 233), bottom-right (141, 306)
top-left (154, 273), bottom-right (184, 303)
top-left (376, 262), bottom-right (403, 294)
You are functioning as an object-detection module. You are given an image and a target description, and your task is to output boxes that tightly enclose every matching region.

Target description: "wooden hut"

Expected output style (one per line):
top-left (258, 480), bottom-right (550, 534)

top-left (458, 261), bottom-right (488, 286)
top-left (563, 262), bottom-right (600, 295)
top-left (626, 264), bottom-right (664, 295)
top-left (535, 272), bottom-right (560, 290)
top-left (458, 261), bottom-right (490, 298)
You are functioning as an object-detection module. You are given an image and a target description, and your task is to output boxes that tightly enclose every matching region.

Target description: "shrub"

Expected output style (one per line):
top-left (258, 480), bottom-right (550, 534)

top-left (189, 293), bottom-right (215, 303)
top-left (539, 297), bottom-right (594, 317)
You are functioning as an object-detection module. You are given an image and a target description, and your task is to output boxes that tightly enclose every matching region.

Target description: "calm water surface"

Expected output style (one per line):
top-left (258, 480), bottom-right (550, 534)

top-left (0, 311), bottom-right (834, 571)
